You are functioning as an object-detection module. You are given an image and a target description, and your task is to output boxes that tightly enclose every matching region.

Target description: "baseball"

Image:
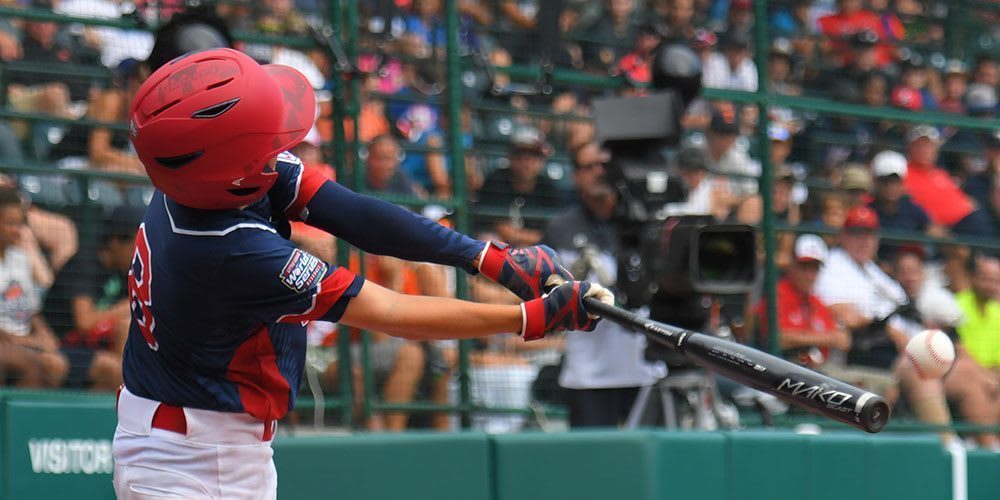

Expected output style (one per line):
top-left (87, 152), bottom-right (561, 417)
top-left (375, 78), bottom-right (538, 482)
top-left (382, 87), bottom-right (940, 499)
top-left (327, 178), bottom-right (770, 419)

top-left (904, 330), bottom-right (956, 379)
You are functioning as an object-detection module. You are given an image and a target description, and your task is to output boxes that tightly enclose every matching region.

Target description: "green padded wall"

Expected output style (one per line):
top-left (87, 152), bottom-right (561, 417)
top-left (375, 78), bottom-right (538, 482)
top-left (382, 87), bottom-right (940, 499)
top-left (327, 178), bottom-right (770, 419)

top-left (272, 432), bottom-right (492, 500)
top-left (654, 431), bottom-right (729, 500)
top-left (3, 401), bottom-right (116, 500)
top-left (493, 430), bottom-right (659, 500)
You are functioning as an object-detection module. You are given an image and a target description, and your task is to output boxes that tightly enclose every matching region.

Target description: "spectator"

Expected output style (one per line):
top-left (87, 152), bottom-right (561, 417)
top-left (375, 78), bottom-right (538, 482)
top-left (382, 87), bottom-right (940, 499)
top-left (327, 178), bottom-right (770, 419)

top-left (54, 0), bottom-right (154, 68)
top-left (768, 38), bottom-right (801, 97)
top-left (702, 30), bottom-right (757, 92)
top-left (705, 108), bottom-right (758, 205)
top-left (938, 60), bottom-right (969, 115)
top-left (904, 125), bottom-right (994, 237)
top-left (707, 0), bottom-right (753, 37)
top-left (365, 135), bottom-right (423, 197)
top-left (893, 57), bottom-right (939, 112)
top-left (965, 84), bottom-right (998, 119)
top-left (400, 0), bottom-right (482, 58)
top-left (891, 247), bottom-right (963, 332)
top-left (50, 58), bottom-right (148, 175)
top-left (343, 54), bottom-right (392, 145)
top-left (581, 0), bottom-right (639, 72)
top-left (42, 206), bottom-right (143, 391)
top-left (949, 254), bottom-right (1000, 448)
top-left (658, 0), bottom-right (697, 42)
top-left (6, 15), bottom-right (85, 130)
top-left (972, 55), bottom-right (999, 89)
top-left (476, 126), bottom-right (566, 247)
top-left (389, 62), bottom-right (451, 198)
top-left (868, 150), bottom-right (942, 259)
top-left (755, 234), bottom-right (851, 368)
top-left (0, 187), bottom-right (68, 388)
top-left (255, 0), bottom-right (310, 36)
top-left (614, 22), bottom-right (661, 91)
top-left (963, 130), bottom-right (1000, 214)
top-left (814, 206), bottom-right (907, 396)
top-left (662, 146), bottom-right (732, 221)
top-left (0, 174), bottom-right (78, 275)
top-left (812, 191), bottom-right (849, 248)
top-left (550, 141), bottom-right (665, 427)
top-left (815, 207), bottom-right (959, 438)
top-left (839, 163), bottom-right (873, 209)
top-left (497, 0), bottom-right (540, 62)
top-left (817, 0), bottom-right (900, 69)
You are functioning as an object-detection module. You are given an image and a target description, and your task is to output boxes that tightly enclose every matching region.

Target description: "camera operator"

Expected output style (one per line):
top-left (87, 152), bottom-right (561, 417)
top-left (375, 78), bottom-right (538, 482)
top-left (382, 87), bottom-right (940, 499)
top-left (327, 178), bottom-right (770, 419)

top-left (548, 142), bottom-right (666, 427)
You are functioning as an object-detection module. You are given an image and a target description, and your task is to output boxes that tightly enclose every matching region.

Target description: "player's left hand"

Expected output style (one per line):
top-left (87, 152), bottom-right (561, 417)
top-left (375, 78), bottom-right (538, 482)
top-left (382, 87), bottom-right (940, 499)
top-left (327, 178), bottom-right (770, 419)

top-left (520, 281), bottom-right (614, 341)
top-left (478, 241), bottom-right (574, 300)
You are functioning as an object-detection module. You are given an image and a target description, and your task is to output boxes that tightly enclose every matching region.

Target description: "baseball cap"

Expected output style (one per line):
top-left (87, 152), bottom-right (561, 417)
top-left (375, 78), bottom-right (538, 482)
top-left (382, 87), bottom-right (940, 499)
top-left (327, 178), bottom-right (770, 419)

top-left (872, 150), bottom-right (908, 178)
top-left (770, 38), bottom-right (793, 58)
top-left (844, 206), bottom-right (879, 231)
top-left (510, 126), bottom-right (548, 154)
top-left (102, 205), bottom-right (145, 241)
top-left (906, 124), bottom-right (942, 144)
top-left (966, 83), bottom-right (998, 115)
top-left (794, 234), bottom-right (828, 264)
top-left (891, 86), bottom-right (923, 112)
top-left (840, 165), bottom-right (873, 192)
top-left (709, 109), bottom-right (740, 134)
top-left (729, 0), bottom-right (751, 10)
top-left (944, 59), bottom-right (968, 76)
top-left (691, 29), bottom-right (718, 50)
top-left (768, 123), bottom-right (791, 142)
top-left (676, 146), bottom-right (708, 171)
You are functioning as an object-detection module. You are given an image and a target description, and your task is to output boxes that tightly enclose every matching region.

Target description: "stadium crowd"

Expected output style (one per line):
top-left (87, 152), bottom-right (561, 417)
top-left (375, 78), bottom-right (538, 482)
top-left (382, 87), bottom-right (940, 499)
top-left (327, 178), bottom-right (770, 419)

top-left (0, 0), bottom-right (999, 445)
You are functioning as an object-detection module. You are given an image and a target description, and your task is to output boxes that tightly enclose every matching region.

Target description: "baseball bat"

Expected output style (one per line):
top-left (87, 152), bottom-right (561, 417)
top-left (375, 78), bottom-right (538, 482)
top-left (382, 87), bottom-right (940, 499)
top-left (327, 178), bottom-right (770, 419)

top-left (583, 298), bottom-right (890, 433)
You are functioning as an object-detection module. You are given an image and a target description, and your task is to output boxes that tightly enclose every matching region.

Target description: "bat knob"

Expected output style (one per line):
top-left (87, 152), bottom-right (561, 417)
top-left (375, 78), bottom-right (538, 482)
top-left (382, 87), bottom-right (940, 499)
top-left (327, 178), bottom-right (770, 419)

top-left (860, 397), bottom-right (891, 433)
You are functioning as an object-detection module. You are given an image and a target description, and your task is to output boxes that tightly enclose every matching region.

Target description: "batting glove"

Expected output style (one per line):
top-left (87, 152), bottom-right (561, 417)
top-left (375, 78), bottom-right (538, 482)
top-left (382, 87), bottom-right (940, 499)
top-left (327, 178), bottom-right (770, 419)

top-left (477, 241), bottom-right (574, 300)
top-left (520, 281), bottom-right (614, 341)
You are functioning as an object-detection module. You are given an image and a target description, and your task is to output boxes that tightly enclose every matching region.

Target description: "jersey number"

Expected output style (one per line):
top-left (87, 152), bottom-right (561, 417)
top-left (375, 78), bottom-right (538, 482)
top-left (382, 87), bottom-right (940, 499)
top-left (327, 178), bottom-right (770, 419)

top-left (129, 225), bottom-right (159, 351)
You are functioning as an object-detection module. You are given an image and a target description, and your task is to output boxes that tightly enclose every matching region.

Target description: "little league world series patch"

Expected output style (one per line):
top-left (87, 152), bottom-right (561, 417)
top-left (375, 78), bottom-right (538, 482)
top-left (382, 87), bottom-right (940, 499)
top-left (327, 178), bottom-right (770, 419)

top-left (279, 249), bottom-right (328, 292)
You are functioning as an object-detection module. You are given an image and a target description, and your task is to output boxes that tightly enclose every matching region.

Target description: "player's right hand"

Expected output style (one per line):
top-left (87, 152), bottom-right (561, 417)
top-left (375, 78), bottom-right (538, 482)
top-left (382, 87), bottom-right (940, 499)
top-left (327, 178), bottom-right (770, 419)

top-left (520, 281), bottom-right (614, 341)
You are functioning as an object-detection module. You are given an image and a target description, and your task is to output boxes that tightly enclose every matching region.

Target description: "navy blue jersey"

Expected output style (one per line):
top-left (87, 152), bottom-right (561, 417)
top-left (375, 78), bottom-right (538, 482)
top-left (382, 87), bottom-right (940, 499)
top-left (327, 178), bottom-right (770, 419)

top-left (122, 152), bottom-right (364, 421)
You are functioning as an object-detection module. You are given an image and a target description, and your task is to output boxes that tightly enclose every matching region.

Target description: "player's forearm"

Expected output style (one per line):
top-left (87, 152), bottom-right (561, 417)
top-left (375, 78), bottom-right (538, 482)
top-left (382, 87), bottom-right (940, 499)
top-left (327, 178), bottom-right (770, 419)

top-left (340, 281), bottom-right (522, 340)
top-left (304, 181), bottom-right (486, 272)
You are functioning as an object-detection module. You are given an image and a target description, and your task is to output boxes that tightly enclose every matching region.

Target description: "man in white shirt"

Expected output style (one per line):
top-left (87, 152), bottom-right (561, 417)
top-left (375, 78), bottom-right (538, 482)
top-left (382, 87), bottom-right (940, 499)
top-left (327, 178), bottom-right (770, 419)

top-left (702, 30), bottom-right (758, 92)
top-left (816, 206), bottom-right (955, 441)
top-left (550, 142), bottom-right (666, 427)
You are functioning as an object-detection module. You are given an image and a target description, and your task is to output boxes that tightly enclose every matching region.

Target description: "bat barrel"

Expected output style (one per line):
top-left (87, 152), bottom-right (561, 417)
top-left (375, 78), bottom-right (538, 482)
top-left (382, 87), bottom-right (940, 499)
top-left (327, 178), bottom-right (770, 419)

top-left (583, 298), bottom-right (891, 433)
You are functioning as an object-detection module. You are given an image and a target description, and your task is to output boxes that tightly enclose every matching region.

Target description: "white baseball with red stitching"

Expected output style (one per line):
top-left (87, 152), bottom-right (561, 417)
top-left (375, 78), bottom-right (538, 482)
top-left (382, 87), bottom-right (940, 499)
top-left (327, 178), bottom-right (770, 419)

top-left (905, 329), bottom-right (956, 379)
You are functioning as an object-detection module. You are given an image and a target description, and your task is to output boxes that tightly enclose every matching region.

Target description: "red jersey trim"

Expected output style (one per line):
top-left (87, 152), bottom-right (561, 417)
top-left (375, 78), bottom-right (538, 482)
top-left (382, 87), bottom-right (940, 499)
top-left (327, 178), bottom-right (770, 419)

top-left (226, 325), bottom-right (291, 423)
top-left (277, 267), bottom-right (358, 324)
top-left (284, 165), bottom-right (330, 220)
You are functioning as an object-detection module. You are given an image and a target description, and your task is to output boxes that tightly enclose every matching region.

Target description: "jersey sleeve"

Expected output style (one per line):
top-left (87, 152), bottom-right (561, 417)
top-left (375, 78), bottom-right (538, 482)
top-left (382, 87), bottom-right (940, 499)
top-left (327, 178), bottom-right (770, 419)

top-left (268, 152), bottom-right (329, 222)
top-left (220, 234), bottom-right (365, 325)
top-left (301, 180), bottom-right (487, 274)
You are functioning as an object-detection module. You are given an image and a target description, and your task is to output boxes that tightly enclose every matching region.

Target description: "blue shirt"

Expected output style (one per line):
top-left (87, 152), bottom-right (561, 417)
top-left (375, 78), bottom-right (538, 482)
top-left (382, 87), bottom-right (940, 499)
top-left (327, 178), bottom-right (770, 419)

top-left (123, 153), bottom-right (364, 420)
top-left (870, 196), bottom-right (930, 234)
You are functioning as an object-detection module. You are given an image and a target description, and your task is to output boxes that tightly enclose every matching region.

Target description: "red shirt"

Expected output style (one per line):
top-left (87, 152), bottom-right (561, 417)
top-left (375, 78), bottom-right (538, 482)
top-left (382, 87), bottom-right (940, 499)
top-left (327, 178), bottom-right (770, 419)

top-left (616, 52), bottom-right (652, 85)
top-left (904, 162), bottom-right (974, 226)
top-left (756, 278), bottom-right (839, 366)
top-left (817, 10), bottom-right (900, 67)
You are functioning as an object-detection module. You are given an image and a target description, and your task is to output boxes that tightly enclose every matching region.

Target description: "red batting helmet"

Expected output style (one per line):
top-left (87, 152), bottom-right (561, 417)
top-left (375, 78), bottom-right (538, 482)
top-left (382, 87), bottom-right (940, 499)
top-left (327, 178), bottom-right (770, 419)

top-left (129, 48), bottom-right (316, 209)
